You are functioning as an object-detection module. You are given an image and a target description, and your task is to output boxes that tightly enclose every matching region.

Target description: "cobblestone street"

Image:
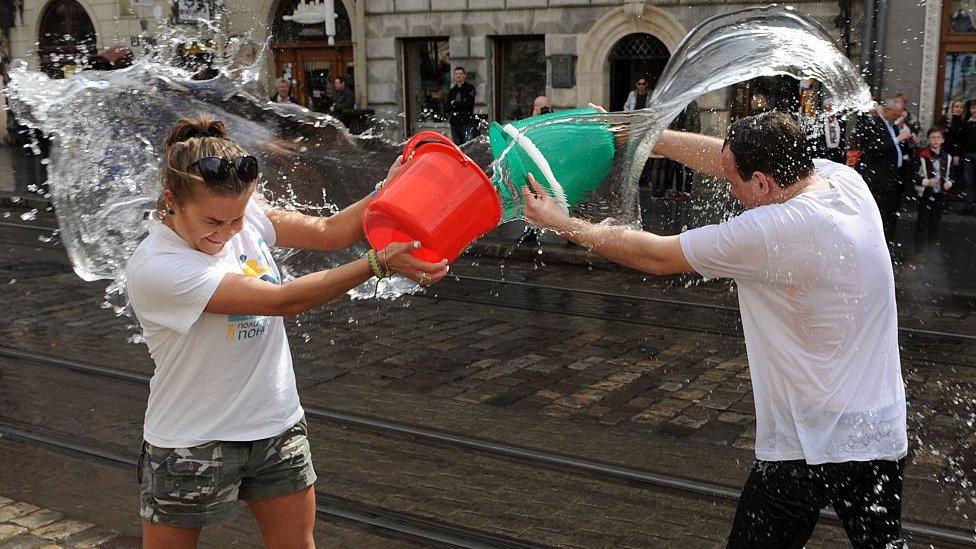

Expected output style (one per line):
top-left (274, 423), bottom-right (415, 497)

top-left (1, 207), bottom-right (976, 546)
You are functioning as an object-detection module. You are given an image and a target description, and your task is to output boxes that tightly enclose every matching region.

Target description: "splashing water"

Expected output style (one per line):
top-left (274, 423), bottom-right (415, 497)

top-left (490, 5), bottom-right (872, 226)
top-left (6, 5), bottom-right (869, 286)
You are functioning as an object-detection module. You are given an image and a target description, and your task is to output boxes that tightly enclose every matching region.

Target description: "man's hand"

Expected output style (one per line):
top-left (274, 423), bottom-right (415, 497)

top-left (522, 173), bottom-right (571, 231)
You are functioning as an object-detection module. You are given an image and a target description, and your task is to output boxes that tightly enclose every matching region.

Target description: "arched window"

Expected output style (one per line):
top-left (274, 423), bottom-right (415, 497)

top-left (38, 0), bottom-right (95, 78)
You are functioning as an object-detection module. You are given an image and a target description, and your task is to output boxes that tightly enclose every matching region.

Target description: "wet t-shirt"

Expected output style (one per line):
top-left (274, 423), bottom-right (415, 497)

top-left (125, 201), bottom-right (302, 448)
top-left (679, 159), bottom-right (907, 464)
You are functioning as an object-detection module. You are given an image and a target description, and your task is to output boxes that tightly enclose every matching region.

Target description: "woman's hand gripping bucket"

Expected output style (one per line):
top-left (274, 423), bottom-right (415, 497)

top-left (362, 131), bottom-right (502, 263)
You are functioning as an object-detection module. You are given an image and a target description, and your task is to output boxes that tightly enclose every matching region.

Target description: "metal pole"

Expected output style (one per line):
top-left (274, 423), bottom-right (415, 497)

top-left (872, 0), bottom-right (888, 98)
top-left (860, 0), bottom-right (876, 87)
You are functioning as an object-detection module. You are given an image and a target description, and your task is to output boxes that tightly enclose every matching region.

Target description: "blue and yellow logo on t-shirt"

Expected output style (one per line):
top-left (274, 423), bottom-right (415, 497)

top-left (226, 240), bottom-right (280, 341)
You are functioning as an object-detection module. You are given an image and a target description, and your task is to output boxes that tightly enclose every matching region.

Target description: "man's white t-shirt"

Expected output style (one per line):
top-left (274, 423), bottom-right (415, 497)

top-left (125, 201), bottom-right (303, 448)
top-left (680, 159), bottom-right (907, 465)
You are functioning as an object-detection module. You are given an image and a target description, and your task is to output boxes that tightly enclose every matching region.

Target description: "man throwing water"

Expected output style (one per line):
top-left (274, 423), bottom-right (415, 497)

top-left (522, 112), bottom-right (907, 548)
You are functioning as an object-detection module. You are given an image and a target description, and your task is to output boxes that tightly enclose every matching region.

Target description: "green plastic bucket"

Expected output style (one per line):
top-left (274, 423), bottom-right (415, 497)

top-left (489, 107), bottom-right (616, 220)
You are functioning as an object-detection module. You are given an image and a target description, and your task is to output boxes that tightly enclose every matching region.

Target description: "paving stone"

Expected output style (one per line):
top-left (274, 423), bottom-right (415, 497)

top-left (0, 533), bottom-right (53, 549)
top-left (718, 411), bottom-right (753, 424)
top-left (34, 519), bottom-right (94, 541)
top-left (0, 525), bottom-right (28, 542)
top-left (64, 527), bottom-right (122, 548)
top-left (10, 509), bottom-right (62, 529)
top-left (0, 503), bottom-right (39, 522)
top-left (671, 415), bottom-right (708, 429)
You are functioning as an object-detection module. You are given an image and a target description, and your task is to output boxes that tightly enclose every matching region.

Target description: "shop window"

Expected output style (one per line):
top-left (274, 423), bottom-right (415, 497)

top-left (492, 36), bottom-right (545, 123)
top-left (936, 1), bottom-right (976, 120)
top-left (403, 38), bottom-right (451, 134)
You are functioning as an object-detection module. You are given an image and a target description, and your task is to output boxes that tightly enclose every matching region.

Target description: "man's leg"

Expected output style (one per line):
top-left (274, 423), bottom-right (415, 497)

top-left (450, 123), bottom-right (462, 144)
top-left (963, 154), bottom-right (976, 212)
top-left (829, 459), bottom-right (906, 549)
top-left (726, 460), bottom-right (828, 549)
top-left (915, 190), bottom-right (931, 250)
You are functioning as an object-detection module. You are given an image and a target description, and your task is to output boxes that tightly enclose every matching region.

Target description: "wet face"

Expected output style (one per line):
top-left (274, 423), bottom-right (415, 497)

top-left (453, 69), bottom-right (466, 85)
top-left (165, 187), bottom-right (252, 255)
top-left (952, 101), bottom-right (965, 117)
top-left (722, 146), bottom-right (768, 209)
top-left (929, 132), bottom-right (945, 150)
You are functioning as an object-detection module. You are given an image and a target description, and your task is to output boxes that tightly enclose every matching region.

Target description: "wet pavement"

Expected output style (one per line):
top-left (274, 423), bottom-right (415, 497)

top-left (2, 144), bottom-right (976, 545)
top-left (1, 202), bottom-right (976, 546)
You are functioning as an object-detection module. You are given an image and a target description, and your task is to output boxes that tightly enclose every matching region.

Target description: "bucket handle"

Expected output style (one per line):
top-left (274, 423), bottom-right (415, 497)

top-left (402, 131), bottom-right (466, 164)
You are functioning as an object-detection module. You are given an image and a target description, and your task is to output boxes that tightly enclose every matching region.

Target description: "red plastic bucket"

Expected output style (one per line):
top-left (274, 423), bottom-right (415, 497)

top-left (363, 131), bottom-right (502, 263)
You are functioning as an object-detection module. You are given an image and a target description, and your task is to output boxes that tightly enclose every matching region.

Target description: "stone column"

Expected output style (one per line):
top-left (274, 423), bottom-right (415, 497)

top-left (918, 0), bottom-right (942, 130)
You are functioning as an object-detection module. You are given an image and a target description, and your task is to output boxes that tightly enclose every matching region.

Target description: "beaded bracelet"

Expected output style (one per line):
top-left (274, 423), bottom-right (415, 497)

top-left (366, 248), bottom-right (391, 279)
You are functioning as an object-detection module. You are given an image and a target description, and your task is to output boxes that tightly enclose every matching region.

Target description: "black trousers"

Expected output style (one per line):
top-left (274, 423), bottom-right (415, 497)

top-left (915, 188), bottom-right (945, 247)
top-left (727, 459), bottom-right (906, 549)
top-left (872, 188), bottom-right (903, 242)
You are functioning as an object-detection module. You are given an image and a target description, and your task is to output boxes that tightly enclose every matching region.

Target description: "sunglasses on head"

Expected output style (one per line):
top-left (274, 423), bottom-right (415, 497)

top-left (188, 156), bottom-right (259, 185)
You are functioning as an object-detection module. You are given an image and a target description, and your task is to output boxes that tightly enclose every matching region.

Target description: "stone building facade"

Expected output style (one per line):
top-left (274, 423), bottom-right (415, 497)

top-left (7, 0), bottom-right (889, 138)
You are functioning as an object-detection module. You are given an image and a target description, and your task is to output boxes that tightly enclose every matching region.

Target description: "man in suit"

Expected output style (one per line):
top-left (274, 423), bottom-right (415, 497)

top-left (854, 97), bottom-right (910, 242)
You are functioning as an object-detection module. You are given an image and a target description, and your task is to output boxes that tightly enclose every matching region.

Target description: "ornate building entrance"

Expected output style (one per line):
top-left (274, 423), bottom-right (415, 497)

top-left (271, 0), bottom-right (354, 111)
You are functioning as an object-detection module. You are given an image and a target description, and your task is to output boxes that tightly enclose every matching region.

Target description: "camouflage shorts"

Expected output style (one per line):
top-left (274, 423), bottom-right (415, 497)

top-left (138, 417), bottom-right (316, 528)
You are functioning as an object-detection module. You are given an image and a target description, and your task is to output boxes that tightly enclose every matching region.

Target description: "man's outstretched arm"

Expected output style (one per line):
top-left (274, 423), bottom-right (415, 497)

top-left (653, 129), bottom-right (726, 180)
top-left (521, 176), bottom-right (694, 276)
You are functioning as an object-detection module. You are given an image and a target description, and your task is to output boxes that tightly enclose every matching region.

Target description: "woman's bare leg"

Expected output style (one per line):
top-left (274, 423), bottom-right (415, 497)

top-left (247, 486), bottom-right (316, 549)
top-left (142, 520), bottom-right (201, 549)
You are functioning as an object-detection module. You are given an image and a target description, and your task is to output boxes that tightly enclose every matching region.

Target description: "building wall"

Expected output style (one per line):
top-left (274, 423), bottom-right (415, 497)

top-left (7, 0), bottom-right (859, 139)
top-left (881, 0), bottom-right (927, 120)
top-left (361, 0), bottom-right (853, 137)
top-left (9, 0), bottom-right (154, 70)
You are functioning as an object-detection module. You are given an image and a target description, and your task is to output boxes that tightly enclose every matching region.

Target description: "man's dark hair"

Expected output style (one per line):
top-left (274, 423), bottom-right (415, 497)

top-left (927, 127), bottom-right (943, 138)
top-left (724, 111), bottom-right (815, 188)
top-left (454, 66), bottom-right (465, 73)
top-left (334, 75), bottom-right (345, 84)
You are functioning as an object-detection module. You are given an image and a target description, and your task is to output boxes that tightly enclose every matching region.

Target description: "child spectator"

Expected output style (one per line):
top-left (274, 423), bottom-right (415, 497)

top-left (913, 128), bottom-right (953, 248)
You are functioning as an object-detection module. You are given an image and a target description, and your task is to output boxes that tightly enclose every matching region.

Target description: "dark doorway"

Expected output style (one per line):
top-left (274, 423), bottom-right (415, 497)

top-left (38, 0), bottom-right (96, 79)
top-left (608, 33), bottom-right (670, 112)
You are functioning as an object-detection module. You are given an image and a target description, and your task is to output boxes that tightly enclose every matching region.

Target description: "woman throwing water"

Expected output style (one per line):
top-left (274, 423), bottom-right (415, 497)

top-left (125, 115), bottom-right (448, 548)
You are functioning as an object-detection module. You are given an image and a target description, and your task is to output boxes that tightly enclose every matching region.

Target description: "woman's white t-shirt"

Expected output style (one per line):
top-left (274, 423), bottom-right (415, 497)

top-left (125, 201), bottom-right (303, 448)
top-left (680, 159), bottom-right (907, 465)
